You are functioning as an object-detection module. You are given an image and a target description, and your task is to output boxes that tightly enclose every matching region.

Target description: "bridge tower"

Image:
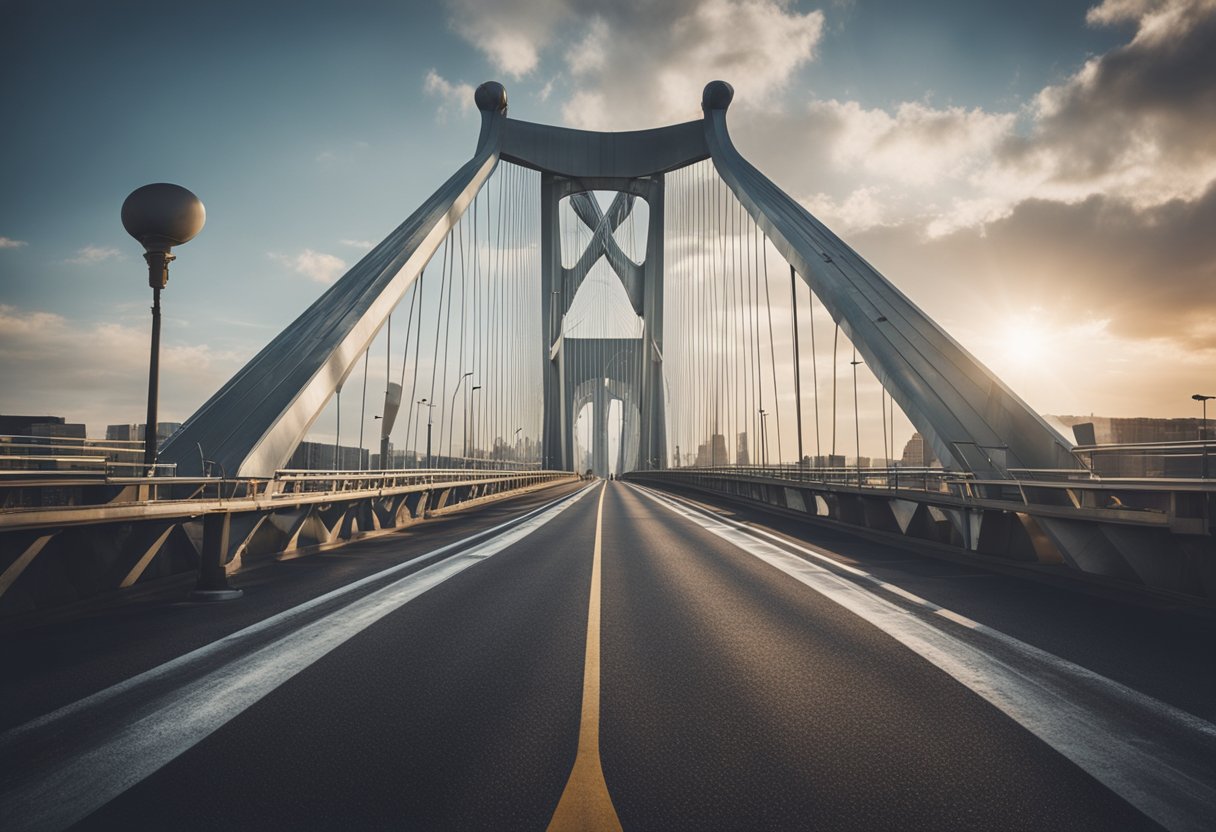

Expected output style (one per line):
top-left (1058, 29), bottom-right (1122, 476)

top-left (541, 181), bottom-right (666, 472)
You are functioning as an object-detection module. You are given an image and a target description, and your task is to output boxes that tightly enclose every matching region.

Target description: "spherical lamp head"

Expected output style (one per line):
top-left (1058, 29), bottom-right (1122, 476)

top-left (122, 183), bottom-right (206, 255)
top-left (122, 183), bottom-right (205, 289)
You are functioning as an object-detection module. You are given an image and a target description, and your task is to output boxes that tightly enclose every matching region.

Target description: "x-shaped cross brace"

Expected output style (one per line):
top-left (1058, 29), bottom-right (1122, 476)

top-left (561, 191), bottom-right (645, 318)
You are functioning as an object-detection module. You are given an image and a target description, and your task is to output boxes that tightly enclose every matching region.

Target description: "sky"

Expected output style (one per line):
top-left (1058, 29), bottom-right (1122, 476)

top-left (1, 0), bottom-right (1213, 451)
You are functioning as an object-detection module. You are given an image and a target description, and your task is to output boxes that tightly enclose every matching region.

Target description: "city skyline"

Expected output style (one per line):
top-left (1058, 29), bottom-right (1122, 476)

top-left (1, 0), bottom-right (1213, 450)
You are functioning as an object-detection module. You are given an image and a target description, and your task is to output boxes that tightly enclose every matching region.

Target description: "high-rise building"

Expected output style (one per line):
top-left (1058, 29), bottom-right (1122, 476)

top-left (286, 441), bottom-right (369, 471)
top-left (105, 422), bottom-right (183, 444)
top-left (695, 433), bottom-right (729, 467)
top-left (0, 415), bottom-right (85, 438)
top-left (899, 432), bottom-right (938, 467)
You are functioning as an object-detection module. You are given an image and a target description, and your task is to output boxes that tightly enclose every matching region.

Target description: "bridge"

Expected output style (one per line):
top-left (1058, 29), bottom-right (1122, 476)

top-left (1, 81), bottom-right (1213, 831)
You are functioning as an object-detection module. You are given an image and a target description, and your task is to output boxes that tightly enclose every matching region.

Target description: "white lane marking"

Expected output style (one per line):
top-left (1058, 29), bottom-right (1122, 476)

top-left (5, 483), bottom-right (595, 742)
top-left (0, 484), bottom-right (595, 832)
top-left (628, 483), bottom-right (1216, 832)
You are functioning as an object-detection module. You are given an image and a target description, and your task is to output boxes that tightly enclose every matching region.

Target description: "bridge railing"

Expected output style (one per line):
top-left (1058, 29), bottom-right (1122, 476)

top-left (271, 467), bottom-right (558, 496)
top-left (0, 434), bottom-right (178, 478)
top-left (1068, 440), bottom-right (1213, 480)
top-left (640, 462), bottom-right (1214, 526)
top-left (667, 464), bottom-right (960, 493)
top-left (0, 459), bottom-right (568, 511)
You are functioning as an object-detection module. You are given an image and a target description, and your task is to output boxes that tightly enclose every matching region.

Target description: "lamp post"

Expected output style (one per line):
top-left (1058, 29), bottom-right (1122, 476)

top-left (1194, 394), bottom-right (1214, 479)
top-left (470, 385), bottom-right (483, 467)
top-left (464, 385), bottom-right (483, 466)
top-left (415, 399), bottom-right (435, 469)
top-left (449, 371), bottom-right (473, 465)
top-left (759, 408), bottom-right (768, 468)
top-left (121, 184), bottom-right (205, 473)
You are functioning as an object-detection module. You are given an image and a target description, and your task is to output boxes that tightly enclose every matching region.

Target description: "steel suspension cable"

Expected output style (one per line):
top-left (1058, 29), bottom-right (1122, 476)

top-left (761, 235), bottom-right (783, 465)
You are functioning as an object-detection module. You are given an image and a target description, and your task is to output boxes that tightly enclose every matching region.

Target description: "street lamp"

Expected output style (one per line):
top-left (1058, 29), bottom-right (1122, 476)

top-left (449, 371), bottom-right (473, 465)
top-left (514, 426), bottom-right (522, 463)
top-left (415, 399), bottom-right (435, 468)
top-left (121, 183), bottom-right (205, 472)
top-left (465, 385), bottom-right (482, 465)
top-left (758, 408), bottom-right (768, 468)
top-left (470, 384), bottom-right (483, 466)
top-left (1194, 394), bottom-right (1214, 478)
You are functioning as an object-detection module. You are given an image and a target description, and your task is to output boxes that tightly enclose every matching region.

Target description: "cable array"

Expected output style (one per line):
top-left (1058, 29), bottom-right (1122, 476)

top-left (318, 161), bottom-right (542, 470)
top-left (664, 161), bottom-right (918, 470)
top-left (310, 158), bottom-right (921, 474)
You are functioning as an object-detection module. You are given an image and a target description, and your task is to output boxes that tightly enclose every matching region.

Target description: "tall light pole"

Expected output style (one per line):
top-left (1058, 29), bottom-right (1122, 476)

top-left (514, 426), bottom-right (522, 463)
top-left (415, 399), bottom-right (435, 469)
top-left (470, 385), bottom-right (483, 466)
top-left (449, 371), bottom-right (473, 464)
top-left (121, 184), bottom-right (205, 473)
top-left (759, 408), bottom-right (768, 467)
top-left (464, 384), bottom-right (483, 466)
top-left (1194, 394), bottom-right (1214, 479)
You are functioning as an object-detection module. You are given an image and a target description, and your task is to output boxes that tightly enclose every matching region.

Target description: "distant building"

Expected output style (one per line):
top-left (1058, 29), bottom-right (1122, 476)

top-left (1052, 415), bottom-right (1205, 446)
top-left (900, 432), bottom-right (938, 467)
top-left (736, 432), bottom-right (750, 466)
top-left (286, 441), bottom-right (369, 471)
top-left (30, 421), bottom-right (86, 439)
top-left (370, 446), bottom-right (413, 469)
top-left (106, 422), bottom-right (183, 444)
top-left (0, 415), bottom-right (85, 438)
top-left (1052, 415), bottom-right (1207, 477)
top-left (695, 433), bottom-right (729, 466)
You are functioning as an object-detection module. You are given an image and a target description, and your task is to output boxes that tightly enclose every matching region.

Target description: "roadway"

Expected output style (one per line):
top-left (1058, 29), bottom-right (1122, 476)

top-left (1, 479), bottom-right (1213, 831)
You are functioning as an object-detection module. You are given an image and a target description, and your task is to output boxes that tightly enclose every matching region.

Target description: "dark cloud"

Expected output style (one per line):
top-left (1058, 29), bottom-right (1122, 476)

top-left (1001, 0), bottom-right (1216, 194)
top-left (850, 180), bottom-right (1216, 349)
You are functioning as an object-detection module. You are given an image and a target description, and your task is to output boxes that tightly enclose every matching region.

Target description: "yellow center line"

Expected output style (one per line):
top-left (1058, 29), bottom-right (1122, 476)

top-left (547, 481), bottom-right (623, 832)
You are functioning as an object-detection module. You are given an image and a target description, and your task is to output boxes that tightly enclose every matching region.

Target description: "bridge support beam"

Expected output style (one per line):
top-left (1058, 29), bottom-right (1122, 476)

top-left (190, 512), bottom-right (244, 601)
top-left (539, 174), bottom-right (667, 472)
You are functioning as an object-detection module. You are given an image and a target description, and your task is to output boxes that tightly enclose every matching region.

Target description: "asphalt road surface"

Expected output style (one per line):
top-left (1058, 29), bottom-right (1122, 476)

top-left (2, 480), bottom-right (1213, 831)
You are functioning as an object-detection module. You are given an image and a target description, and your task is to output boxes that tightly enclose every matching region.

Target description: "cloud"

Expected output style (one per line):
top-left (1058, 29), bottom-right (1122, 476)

top-left (423, 69), bottom-right (476, 120)
top-left (562, 1), bottom-right (825, 129)
top-left (442, 0), bottom-right (824, 129)
top-left (67, 245), bottom-right (122, 265)
top-left (0, 304), bottom-right (243, 434)
top-left (340, 239), bottom-right (375, 251)
top-left (0, 236), bottom-right (27, 249)
top-left (270, 249), bottom-right (348, 284)
top-left (987, 0), bottom-right (1216, 212)
top-left (445, 0), bottom-right (566, 78)
top-left (730, 0), bottom-right (1216, 238)
top-left (847, 180), bottom-right (1216, 354)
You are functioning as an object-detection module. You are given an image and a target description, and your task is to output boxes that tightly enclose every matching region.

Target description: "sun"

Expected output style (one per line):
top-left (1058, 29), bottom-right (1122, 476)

top-left (1000, 318), bottom-right (1050, 368)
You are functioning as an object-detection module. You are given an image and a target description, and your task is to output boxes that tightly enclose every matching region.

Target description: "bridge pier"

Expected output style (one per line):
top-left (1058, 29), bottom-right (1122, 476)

top-left (190, 512), bottom-right (244, 601)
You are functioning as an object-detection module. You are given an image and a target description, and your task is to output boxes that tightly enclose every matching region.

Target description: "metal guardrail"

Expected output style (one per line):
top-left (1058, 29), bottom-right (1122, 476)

top-left (0, 467), bottom-right (576, 515)
top-left (640, 462), bottom-right (1214, 531)
top-left (0, 435), bottom-right (176, 477)
top-left (669, 464), bottom-right (962, 493)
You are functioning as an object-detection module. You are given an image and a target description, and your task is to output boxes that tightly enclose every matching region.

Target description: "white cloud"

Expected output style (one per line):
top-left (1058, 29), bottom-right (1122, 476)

top-left (803, 186), bottom-right (897, 235)
top-left (0, 304), bottom-right (243, 434)
top-left (0, 236), bottom-right (27, 249)
top-left (560, 1), bottom-right (825, 129)
top-left (270, 249), bottom-right (348, 284)
top-left (423, 69), bottom-right (476, 120)
top-left (813, 99), bottom-right (1015, 187)
top-left (445, 0), bottom-right (566, 78)
top-left (67, 245), bottom-right (122, 265)
top-left (442, 0), bottom-right (824, 129)
top-left (340, 239), bottom-right (375, 251)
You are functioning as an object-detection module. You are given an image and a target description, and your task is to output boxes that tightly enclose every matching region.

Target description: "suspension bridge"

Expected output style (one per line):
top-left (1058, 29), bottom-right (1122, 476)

top-left (1, 81), bottom-right (1213, 831)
